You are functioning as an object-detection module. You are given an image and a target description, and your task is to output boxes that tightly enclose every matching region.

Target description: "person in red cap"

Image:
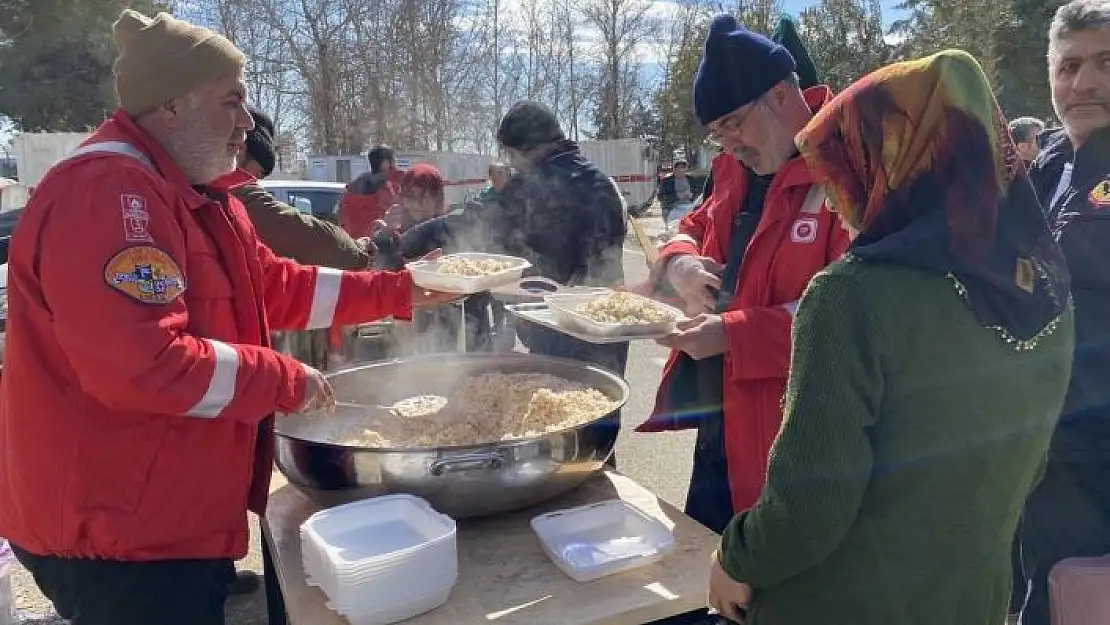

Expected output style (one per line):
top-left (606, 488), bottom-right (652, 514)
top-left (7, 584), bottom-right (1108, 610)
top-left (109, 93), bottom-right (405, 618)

top-left (393, 162), bottom-right (448, 229)
top-left (0, 10), bottom-right (451, 624)
top-left (639, 14), bottom-right (850, 539)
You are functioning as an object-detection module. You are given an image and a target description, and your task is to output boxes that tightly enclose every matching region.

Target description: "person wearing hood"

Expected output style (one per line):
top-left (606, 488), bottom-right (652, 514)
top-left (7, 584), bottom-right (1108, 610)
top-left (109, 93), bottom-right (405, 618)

top-left (707, 48), bottom-right (1073, 625)
top-left (637, 15), bottom-right (850, 536)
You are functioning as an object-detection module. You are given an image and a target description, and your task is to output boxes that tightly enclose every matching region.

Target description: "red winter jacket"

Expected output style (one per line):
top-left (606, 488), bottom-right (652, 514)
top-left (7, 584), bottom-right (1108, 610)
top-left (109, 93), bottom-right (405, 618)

top-left (0, 111), bottom-right (413, 562)
top-left (637, 87), bottom-right (851, 512)
top-left (338, 171), bottom-right (399, 238)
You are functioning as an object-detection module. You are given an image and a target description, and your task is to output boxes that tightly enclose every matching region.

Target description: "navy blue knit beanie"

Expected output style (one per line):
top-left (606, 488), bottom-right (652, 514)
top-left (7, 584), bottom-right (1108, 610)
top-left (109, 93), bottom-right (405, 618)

top-left (245, 104), bottom-right (277, 177)
top-left (693, 14), bottom-right (797, 126)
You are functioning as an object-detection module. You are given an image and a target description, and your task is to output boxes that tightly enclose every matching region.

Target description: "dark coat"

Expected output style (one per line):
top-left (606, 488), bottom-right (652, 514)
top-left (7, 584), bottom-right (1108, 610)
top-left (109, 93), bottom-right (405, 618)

top-left (1030, 125), bottom-right (1110, 460)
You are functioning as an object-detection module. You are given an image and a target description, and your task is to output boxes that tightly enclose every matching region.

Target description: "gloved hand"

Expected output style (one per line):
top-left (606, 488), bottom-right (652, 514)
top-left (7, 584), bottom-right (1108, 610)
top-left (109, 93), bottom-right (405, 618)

top-left (296, 364), bottom-right (336, 414)
top-left (370, 220), bottom-right (404, 271)
top-left (665, 254), bottom-right (725, 316)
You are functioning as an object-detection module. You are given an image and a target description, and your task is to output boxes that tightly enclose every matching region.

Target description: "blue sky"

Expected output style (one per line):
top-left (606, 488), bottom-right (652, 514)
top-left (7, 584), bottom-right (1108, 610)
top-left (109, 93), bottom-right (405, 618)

top-left (781, 0), bottom-right (904, 26)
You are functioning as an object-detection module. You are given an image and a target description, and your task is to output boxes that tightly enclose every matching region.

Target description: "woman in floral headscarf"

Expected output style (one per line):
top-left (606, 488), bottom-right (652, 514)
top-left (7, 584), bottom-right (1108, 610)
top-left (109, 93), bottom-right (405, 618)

top-left (705, 50), bottom-right (1075, 625)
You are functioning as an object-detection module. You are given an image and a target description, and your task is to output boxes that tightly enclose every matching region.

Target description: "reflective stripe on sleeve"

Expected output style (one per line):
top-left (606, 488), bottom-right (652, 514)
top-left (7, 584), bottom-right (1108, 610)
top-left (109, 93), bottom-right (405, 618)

top-left (669, 234), bottom-right (698, 247)
top-left (305, 267), bottom-right (343, 329)
top-left (186, 339), bottom-right (239, 418)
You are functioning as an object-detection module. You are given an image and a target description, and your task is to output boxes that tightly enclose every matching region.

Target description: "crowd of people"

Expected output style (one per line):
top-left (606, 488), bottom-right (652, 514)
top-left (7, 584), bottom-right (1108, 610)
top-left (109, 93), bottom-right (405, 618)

top-left (0, 1), bottom-right (1108, 625)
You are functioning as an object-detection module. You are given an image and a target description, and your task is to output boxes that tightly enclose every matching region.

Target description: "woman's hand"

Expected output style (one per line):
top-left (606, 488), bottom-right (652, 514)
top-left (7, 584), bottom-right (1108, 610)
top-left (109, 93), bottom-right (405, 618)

top-left (707, 549), bottom-right (752, 622)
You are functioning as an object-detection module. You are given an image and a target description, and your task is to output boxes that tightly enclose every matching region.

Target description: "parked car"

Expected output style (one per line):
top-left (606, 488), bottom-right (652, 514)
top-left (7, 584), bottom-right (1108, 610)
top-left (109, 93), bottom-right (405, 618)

top-left (258, 179), bottom-right (346, 224)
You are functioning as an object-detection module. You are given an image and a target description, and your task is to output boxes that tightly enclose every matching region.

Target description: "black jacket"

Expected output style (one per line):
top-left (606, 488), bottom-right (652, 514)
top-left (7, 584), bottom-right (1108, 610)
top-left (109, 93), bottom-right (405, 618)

top-left (499, 141), bottom-right (626, 287)
top-left (1031, 126), bottom-right (1110, 460)
top-left (389, 141), bottom-right (626, 288)
top-left (657, 173), bottom-right (706, 211)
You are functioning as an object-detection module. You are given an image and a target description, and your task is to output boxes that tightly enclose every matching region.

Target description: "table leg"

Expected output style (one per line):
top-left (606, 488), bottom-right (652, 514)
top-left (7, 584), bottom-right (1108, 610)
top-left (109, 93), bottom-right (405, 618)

top-left (262, 534), bottom-right (290, 625)
top-left (457, 297), bottom-right (468, 353)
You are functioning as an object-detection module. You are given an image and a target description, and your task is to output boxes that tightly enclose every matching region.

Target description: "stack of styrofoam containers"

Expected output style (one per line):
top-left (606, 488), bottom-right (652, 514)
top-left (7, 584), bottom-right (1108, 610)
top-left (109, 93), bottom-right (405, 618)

top-left (300, 494), bottom-right (458, 625)
top-left (0, 539), bottom-right (15, 625)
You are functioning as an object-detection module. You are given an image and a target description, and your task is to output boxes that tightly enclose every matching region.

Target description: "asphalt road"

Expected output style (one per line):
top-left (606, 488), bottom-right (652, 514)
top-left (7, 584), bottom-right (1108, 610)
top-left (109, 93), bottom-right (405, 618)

top-left (8, 215), bottom-right (697, 623)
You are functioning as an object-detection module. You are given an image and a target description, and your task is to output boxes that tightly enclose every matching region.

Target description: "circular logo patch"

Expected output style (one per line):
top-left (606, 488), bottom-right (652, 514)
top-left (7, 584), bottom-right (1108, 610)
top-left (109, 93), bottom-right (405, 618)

top-left (104, 246), bottom-right (186, 305)
top-left (790, 218), bottom-right (818, 244)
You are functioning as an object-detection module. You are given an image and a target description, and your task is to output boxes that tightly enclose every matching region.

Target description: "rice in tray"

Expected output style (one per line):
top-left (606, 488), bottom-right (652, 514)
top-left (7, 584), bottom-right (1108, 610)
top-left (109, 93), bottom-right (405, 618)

top-left (436, 257), bottom-right (516, 277)
top-left (300, 372), bottom-right (618, 448)
top-left (575, 291), bottom-right (676, 324)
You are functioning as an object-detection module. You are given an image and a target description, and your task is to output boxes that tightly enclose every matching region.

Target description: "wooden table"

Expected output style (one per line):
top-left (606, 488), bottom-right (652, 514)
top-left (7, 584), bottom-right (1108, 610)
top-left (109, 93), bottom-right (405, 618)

top-left (261, 471), bottom-right (719, 625)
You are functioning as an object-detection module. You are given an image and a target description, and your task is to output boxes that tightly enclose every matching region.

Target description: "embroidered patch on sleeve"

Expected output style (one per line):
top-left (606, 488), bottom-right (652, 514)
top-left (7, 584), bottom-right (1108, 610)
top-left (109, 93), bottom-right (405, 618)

top-left (103, 246), bottom-right (186, 305)
top-left (120, 194), bottom-right (154, 243)
top-left (1089, 180), bottom-right (1110, 209)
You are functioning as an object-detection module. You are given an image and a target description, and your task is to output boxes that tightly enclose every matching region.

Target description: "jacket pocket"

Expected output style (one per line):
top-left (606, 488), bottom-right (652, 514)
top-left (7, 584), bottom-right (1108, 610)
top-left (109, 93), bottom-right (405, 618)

top-left (122, 418), bottom-right (253, 556)
top-left (72, 415), bottom-right (167, 552)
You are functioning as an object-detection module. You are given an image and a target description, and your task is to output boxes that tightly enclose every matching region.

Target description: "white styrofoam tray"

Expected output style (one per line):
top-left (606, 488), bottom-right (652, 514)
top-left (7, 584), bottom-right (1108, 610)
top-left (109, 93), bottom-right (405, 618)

top-left (407, 253), bottom-right (531, 294)
top-left (300, 494), bottom-right (456, 586)
top-left (531, 499), bottom-right (677, 583)
top-left (543, 291), bottom-right (684, 338)
top-left (506, 303), bottom-right (653, 344)
top-left (300, 495), bottom-right (458, 623)
top-left (333, 583), bottom-right (453, 625)
top-left (303, 547), bottom-right (456, 604)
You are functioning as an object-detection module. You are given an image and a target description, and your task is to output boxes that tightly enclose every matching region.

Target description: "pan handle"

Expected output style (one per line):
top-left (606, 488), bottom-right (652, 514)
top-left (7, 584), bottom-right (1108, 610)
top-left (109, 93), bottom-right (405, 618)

top-left (429, 450), bottom-right (506, 476)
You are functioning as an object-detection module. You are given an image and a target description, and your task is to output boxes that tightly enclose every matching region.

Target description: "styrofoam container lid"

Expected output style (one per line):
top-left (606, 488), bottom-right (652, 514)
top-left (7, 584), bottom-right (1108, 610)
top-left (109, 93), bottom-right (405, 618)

top-left (532, 499), bottom-right (676, 583)
top-left (328, 582), bottom-right (454, 625)
top-left (301, 494), bottom-right (456, 569)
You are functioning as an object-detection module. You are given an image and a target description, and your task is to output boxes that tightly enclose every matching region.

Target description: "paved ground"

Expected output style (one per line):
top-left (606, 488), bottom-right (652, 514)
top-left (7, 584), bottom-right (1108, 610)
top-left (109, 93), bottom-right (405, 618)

top-left (8, 209), bottom-right (697, 624)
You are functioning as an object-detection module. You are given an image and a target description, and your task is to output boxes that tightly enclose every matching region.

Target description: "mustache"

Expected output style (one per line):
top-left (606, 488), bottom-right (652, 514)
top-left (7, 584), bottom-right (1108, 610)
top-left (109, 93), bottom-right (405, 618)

top-left (1066, 99), bottom-right (1110, 111)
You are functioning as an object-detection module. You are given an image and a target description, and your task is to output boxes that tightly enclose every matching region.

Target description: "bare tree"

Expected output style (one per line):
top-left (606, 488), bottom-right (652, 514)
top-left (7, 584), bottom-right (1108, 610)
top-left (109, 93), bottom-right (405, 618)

top-left (580, 0), bottom-right (656, 139)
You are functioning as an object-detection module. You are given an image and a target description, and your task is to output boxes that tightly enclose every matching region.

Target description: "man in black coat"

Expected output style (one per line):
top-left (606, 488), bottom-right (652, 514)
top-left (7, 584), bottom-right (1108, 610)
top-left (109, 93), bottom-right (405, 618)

top-left (1014, 2), bottom-right (1110, 624)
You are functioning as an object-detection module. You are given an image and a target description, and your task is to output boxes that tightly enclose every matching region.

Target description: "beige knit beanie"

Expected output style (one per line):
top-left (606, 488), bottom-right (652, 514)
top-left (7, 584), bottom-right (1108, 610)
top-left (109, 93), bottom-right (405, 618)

top-left (112, 9), bottom-right (246, 116)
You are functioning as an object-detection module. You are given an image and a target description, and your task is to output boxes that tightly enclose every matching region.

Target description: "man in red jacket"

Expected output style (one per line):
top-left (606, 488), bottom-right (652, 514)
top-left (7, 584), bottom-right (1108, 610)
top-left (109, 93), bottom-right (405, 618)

top-left (639, 15), bottom-right (850, 536)
top-left (0, 10), bottom-right (448, 625)
top-left (338, 145), bottom-right (402, 238)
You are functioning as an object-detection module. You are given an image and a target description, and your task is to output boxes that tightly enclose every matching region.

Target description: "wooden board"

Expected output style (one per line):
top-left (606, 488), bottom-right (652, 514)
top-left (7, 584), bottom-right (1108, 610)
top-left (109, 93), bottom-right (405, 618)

top-left (262, 471), bottom-right (718, 625)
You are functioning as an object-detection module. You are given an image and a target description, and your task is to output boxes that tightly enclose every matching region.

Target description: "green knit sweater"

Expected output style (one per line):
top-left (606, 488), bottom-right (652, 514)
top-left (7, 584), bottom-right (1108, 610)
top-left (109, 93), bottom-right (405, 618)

top-left (720, 257), bottom-right (1074, 625)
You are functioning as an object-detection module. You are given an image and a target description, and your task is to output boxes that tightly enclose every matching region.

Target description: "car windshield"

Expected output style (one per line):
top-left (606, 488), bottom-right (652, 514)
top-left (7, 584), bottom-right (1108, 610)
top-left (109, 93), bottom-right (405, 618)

top-left (287, 190), bottom-right (342, 218)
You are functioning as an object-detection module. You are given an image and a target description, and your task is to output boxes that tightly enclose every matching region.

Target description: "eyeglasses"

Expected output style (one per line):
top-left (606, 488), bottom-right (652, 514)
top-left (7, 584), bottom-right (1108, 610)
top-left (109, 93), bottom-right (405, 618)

top-left (707, 101), bottom-right (761, 143)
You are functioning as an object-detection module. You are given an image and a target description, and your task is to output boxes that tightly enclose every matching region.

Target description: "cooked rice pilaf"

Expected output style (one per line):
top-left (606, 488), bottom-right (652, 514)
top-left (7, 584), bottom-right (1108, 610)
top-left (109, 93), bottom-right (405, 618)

top-left (300, 373), bottom-right (618, 447)
top-left (575, 291), bottom-right (676, 324)
top-left (437, 257), bottom-right (516, 276)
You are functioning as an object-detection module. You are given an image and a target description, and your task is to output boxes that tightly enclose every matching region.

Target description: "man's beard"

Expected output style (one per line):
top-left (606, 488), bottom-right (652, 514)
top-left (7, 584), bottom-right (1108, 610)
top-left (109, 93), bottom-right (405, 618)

top-left (167, 108), bottom-right (236, 184)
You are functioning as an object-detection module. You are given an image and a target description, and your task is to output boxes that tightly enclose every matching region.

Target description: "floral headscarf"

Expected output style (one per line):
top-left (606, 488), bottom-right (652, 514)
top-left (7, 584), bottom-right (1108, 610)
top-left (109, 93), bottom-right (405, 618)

top-left (796, 49), bottom-right (1069, 345)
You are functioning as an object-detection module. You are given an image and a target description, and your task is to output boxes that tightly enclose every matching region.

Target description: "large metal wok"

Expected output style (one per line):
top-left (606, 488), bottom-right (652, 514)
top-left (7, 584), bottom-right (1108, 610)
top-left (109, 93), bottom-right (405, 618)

top-left (273, 353), bottom-right (628, 518)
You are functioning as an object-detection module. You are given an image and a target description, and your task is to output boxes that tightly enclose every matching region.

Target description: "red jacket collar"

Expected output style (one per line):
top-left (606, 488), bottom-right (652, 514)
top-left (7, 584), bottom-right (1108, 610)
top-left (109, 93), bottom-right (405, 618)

top-left (90, 111), bottom-right (254, 209)
top-left (802, 85), bottom-right (833, 112)
top-left (773, 85), bottom-right (835, 190)
top-left (213, 168), bottom-right (256, 191)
